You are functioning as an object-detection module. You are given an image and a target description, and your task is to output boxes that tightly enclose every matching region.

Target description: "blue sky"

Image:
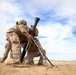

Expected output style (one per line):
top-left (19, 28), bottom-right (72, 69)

top-left (0, 0), bottom-right (76, 60)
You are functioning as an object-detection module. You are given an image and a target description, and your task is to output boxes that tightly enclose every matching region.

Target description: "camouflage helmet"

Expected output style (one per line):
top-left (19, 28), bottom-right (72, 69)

top-left (18, 19), bottom-right (27, 25)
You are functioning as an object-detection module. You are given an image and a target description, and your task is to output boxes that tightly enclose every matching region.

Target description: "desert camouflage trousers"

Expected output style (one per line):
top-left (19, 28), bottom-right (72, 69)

top-left (5, 31), bottom-right (21, 63)
top-left (24, 49), bottom-right (46, 65)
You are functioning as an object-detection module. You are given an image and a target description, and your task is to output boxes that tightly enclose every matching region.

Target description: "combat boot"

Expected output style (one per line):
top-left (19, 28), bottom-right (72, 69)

top-left (0, 57), bottom-right (6, 63)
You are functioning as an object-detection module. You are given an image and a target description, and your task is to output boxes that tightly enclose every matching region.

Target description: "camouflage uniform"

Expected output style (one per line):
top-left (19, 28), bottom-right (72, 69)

top-left (1, 19), bottom-right (46, 65)
top-left (1, 20), bottom-right (30, 64)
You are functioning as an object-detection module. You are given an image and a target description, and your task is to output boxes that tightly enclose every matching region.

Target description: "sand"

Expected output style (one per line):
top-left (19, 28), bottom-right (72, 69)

top-left (0, 60), bottom-right (76, 75)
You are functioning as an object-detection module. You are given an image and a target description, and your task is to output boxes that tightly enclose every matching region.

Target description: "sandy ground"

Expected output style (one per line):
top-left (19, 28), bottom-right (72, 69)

top-left (0, 60), bottom-right (76, 75)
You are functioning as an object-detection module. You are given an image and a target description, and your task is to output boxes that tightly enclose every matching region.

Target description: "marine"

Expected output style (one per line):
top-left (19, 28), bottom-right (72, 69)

top-left (1, 19), bottom-right (46, 65)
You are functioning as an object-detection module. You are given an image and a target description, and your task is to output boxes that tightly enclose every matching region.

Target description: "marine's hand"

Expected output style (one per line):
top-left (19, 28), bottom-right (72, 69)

top-left (27, 34), bottom-right (33, 40)
top-left (25, 32), bottom-right (33, 40)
